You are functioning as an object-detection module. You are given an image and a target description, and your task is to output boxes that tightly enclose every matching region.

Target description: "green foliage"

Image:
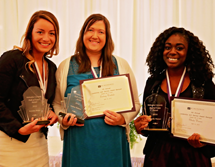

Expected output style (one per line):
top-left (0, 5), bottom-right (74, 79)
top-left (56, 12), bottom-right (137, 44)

top-left (57, 122), bottom-right (60, 128)
top-left (129, 94), bottom-right (143, 149)
top-left (129, 113), bottom-right (142, 149)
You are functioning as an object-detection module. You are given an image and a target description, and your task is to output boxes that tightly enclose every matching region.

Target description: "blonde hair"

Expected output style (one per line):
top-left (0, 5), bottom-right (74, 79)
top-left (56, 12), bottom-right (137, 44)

top-left (14, 10), bottom-right (59, 72)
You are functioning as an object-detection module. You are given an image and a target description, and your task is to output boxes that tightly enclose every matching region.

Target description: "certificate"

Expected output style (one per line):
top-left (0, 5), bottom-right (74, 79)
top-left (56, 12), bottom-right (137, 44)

top-left (80, 74), bottom-right (136, 118)
top-left (171, 97), bottom-right (215, 144)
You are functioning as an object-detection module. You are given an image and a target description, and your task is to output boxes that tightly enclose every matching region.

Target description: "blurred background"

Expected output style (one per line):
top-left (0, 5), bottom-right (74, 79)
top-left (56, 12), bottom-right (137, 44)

top-left (1, 0), bottom-right (215, 95)
top-left (1, 0), bottom-right (215, 166)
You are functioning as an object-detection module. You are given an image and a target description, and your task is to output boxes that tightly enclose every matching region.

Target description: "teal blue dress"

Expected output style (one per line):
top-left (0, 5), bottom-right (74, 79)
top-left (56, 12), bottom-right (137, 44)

top-left (62, 56), bottom-right (131, 167)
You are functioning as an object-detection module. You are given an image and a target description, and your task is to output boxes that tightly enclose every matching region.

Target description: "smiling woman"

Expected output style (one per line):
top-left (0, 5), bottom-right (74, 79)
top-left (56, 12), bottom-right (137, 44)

top-left (52, 13), bottom-right (141, 167)
top-left (163, 34), bottom-right (188, 70)
top-left (31, 18), bottom-right (56, 57)
top-left (83, 20), bottom-right (106, 58)
top-left (134, 27), bottom-right (215, 167)
top-left (0, 10), bottom-right (59, 167)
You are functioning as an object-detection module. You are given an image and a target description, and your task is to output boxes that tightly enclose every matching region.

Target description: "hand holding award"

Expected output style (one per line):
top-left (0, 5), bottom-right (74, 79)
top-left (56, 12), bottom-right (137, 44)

top-left (59, 85), bottom-right (86, 124)
top-left (17, 86), bottom-right (51, 125)
top-left (143, 93), bottom-right (169, 131)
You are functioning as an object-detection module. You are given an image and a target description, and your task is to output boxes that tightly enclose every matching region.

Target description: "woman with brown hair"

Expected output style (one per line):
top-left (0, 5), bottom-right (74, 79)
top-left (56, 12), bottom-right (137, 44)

top-left (53, 13), bottom-right (140, 167)
top-left (0, 10), bottom-right (59, 166)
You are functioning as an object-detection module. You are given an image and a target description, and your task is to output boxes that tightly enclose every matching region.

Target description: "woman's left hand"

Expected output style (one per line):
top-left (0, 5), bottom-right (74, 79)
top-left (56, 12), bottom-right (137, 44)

top-left (187, 133), bottom-right (206, 148)
top-left (47, 110), bottom-right (58, 126)
top-left (103, 110), bottom-right (125, 126)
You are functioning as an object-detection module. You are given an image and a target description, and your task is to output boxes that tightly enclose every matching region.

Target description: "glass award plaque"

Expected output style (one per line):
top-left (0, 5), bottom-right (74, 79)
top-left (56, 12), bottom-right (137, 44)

top-left (143, 93), bottom-right (169, 131)
top-left (59, 85), bottom-right (86, 124)
top-left (17, 86), bottom-right (50, 125)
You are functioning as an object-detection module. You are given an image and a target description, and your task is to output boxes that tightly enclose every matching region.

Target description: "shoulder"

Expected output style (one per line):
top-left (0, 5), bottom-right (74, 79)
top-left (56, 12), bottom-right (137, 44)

top-left (145, 76), bottom-right (162, 93)
top-left (146, 71), bottom-right (166, 88)
top-left (113, 55), bottom-right (131, 73)
top-left (0, 49), bottom-right (24, 61)
top-left (114, 55), bottom-right (129, 65)
top-left (58, 56), bottom-right (72, 69)
top-left (1, 49), bottom-right (23, 56)
top-left (143, 77), bottom-right (159, 101)
top-left (146, 76), bottom-right (156, 84)
top-left (203, 79), bottom-right (215, 100)
top-left (0, 49), bottom-right (26, 68)
top-left (145, 77), bottom-right (154, 89)
top-left (147, 76), bottom-right (163, 86)
top-left (56, 56), bottom-right (73, 77)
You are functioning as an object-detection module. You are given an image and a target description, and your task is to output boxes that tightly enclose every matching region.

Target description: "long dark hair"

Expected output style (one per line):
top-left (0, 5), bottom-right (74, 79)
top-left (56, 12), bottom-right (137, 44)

top-left (146, 27), bottom-right (214, 84)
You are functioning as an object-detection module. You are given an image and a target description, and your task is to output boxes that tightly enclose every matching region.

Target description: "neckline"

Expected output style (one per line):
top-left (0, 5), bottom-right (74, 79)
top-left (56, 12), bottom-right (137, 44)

top-left (161, 82), bottom-right (191, 95)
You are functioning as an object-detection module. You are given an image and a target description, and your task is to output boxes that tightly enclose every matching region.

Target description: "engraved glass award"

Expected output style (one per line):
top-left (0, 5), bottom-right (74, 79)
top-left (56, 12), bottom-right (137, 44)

top-left (17, 86), bottom-right (50, 125)
top-left (59, 85), bottom-right (86, 124)
top-left (143, 93), bottom-right (169, 131)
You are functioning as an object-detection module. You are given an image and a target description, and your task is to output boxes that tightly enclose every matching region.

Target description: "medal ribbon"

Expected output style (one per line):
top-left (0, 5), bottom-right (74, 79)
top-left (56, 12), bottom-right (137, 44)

top-left (91, 61), bottom-right (102, 78)
top-left (166, 67), bottom-right (186, 103)
top-left (34, 58), bottom-right (47, 95)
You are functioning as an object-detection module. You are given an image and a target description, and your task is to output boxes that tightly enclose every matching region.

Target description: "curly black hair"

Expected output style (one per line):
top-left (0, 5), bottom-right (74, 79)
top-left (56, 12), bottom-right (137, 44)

top-left (146, 27), bottom-right (214, 85)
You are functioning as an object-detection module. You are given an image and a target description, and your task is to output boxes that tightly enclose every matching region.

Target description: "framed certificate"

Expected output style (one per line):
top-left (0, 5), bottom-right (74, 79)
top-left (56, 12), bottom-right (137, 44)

top-left (80, 74), bottom-right (136, 118)
top-left (171, 97), bottom-right (215, 144)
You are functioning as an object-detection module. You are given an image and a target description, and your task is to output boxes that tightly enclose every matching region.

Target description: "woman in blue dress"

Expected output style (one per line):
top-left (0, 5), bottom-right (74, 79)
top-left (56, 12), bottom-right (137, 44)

top-left (53, 13), bottom-right (141, 167)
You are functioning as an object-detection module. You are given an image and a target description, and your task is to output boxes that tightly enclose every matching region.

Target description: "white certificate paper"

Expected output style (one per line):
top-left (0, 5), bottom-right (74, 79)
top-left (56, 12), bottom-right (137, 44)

top-left (80, 74), bottom-right (135, 118)
top-left (171, 97), bottom-right (215, 144)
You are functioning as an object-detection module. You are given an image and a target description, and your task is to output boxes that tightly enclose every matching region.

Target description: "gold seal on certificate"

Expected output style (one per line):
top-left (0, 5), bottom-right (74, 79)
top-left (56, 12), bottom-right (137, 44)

top-left (59, 85), bottom-right (86, 124)
top-left (80, 74), bottom-right (136, 118)
top-left (143, 93), bottom-right (169, 131)
top-left (17, 86), bottom-right (50, 125)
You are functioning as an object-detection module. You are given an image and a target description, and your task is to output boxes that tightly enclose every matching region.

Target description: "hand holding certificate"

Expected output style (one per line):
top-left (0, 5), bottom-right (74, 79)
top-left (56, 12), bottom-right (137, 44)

top-left (171, 97), bottom-right (215, 144)
top-left (80, 74), bottom-right (136, 118)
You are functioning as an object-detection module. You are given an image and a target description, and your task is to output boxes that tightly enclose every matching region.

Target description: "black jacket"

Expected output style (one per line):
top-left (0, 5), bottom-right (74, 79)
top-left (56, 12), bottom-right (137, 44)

top-left (0, 49), bottom-right (57, 142)
top-left (142, 75), bottom-right (215, 158)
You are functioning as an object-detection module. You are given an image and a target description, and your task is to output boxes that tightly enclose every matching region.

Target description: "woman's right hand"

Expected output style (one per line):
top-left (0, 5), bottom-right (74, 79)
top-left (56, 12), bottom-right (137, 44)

top-left (134, 115), bottom-right (152, 134)
top-left (62, 113), bottom-right (84, 127)
top-left (18, 119), bottom-right (45, 135)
